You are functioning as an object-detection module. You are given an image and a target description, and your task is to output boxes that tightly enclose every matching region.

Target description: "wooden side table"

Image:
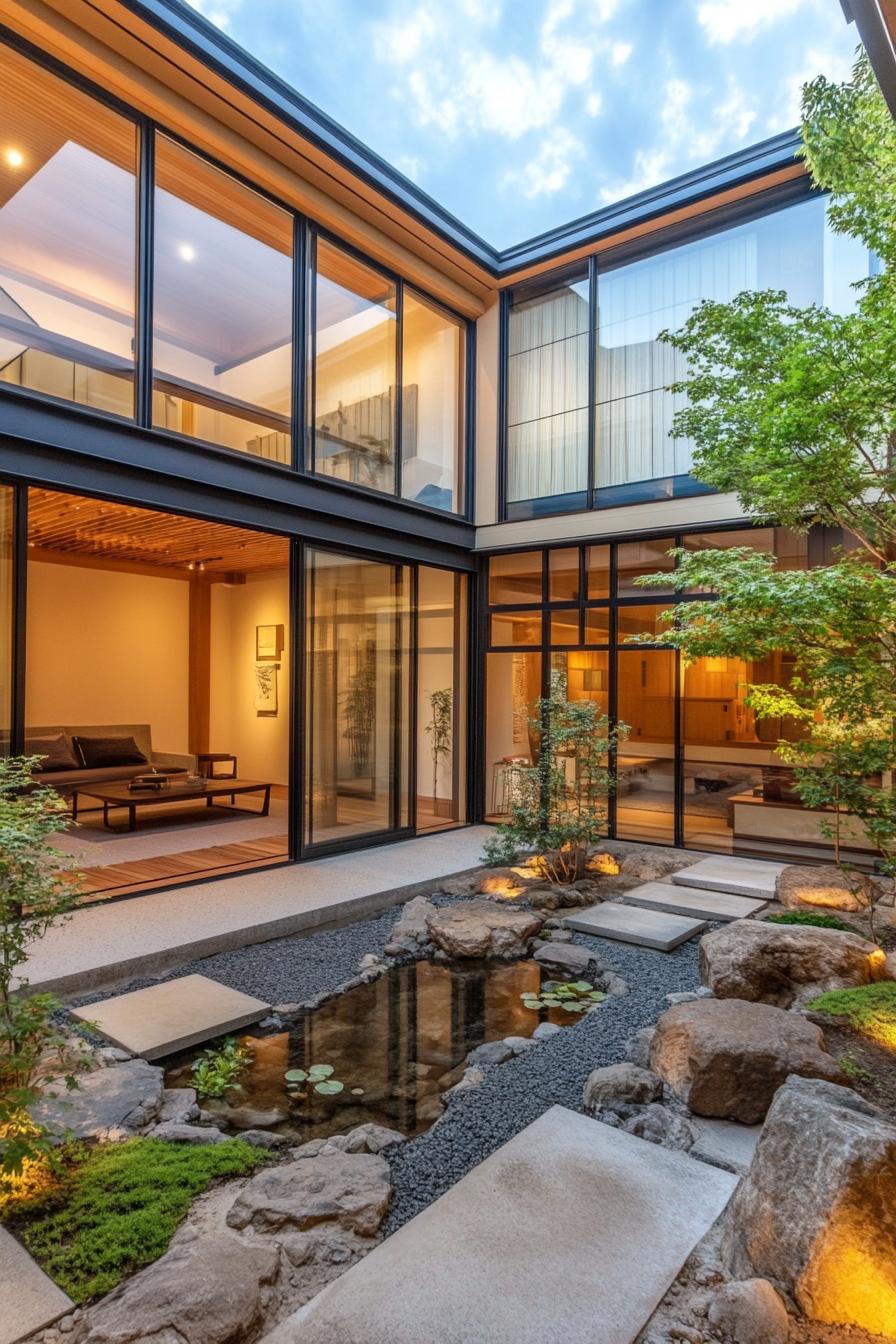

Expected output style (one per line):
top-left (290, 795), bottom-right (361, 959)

top-left (197, 753), bottom-right (238, 779)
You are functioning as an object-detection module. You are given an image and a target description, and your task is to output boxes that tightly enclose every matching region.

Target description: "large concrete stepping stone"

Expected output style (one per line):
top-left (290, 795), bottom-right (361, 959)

top-left (564, 902), bottom-right (708, 950)
top-left (260, 1106), bottom-right (736, 1344)
top-left (623, 881), bottom-right (767, 923)
top-left (72, 974), bottom-right (270, 1060)
top-left (0, 1227), bottom-right (72, 1344)
top-left (672, 856), bottom-right (786, 900)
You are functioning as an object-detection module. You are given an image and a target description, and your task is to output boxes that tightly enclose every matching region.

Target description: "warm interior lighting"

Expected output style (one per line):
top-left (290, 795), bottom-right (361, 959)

top-left (4, 147), bottom-right (24, 168)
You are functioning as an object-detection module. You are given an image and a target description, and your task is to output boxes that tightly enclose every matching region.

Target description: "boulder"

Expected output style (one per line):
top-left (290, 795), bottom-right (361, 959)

top-left (722, 1076), bottom-right (896, 1336)
top-left (699, 918), bottom-right (882, 1007)
top-left (532, 1022), bottom-right (562, 1041)
top-left (626, 1026), bottom-right (655, 1069)
top-left (239, 1128), bottom-right (290, 1149)
top-left (147, 1122), bottom-right (228, 1144)
top-left (389, 895), bottom-right (438, 950)
top-left (707, 1279), bottom-right (790, 1344)
top-left (620, 1103), bottom-right (696, 1152)
top-left (426, 899), bottom-right (542, 959)
top-left (619, 851), bottom-right (686, 882)
top-left (649, 998), bottom-right (846, 1123)
top-left (466, 1040), bottom-right (514, 1067)
top-left (533, 942), bottom-right (593, 979)
top-left (73, 1233), bottom-right (278, 1344)
top-left (158, 1086), bottom-right (199, 1125)
top-left (525, 884), bottom-right (594, 911)
top-left (777, 863), bottom-right (879, 914)
top-left (582, 1063), bottom-right (662, 1113)
top-left (340, 1123), bottom-right (405, 1154)
top-left (31, 1059), bottom-right (164, 1141)
top-left (226, 1153), bottom-right (391, 1237)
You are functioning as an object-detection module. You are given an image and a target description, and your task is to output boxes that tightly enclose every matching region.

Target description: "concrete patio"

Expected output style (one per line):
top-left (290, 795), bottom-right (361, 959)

top-left (23, 826), bottom-right (492, 995)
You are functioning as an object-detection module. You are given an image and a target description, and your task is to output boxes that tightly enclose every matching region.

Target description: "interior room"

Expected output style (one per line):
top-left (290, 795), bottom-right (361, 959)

top-left (25, 488), bottom-right (291, 899)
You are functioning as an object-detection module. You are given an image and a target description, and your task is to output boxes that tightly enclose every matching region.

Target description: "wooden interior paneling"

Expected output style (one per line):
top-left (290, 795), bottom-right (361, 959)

top-left (27, 487), bottom-right (291, 576)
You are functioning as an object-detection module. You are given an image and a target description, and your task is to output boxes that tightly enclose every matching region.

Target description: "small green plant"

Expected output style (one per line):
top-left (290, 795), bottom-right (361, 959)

top-left (765, 911), bottom-right (855, 932)
top-left (190, 1037), bottom-right (250, 1100)
top-left (521, 980), bottom-right (606, 1014)
top-left (4, 1137), bottom-right (266, 1302)
top-left (285, 1063), bottom-right (344, 1097)
top-left (425, 687), bottom-right (453, 811)
top-left (808, 982), bottom-right (896, 1049)
top-left (837, 1052), bottom-right (873, 1083)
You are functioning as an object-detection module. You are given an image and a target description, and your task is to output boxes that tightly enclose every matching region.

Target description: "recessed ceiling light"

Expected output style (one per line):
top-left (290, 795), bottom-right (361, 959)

top-left (178, 243), bottom-right (196, 263)
top-left (4, 148), bottom-right (24, 169)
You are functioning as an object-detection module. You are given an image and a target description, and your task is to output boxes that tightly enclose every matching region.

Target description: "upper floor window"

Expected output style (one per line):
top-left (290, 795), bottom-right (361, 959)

top-left (504, 193), bottom-right (871, 520)
top-left (311, 237), bottom-right (466, 513)
top-left (0, 43), bottom-right (136, 417)
top-left (152, 136), bottom-right (293, 462)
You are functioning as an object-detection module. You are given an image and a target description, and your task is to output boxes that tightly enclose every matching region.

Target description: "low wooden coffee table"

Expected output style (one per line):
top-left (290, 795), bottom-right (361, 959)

top-left (74, 778), bottom-right (272, 832)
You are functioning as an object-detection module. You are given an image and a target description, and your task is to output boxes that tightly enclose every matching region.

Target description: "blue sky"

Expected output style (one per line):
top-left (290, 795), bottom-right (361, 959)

top-left (186, 0), bottom-right (860, 249)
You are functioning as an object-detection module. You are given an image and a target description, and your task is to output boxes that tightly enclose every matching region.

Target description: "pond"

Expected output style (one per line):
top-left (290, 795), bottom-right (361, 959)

top-left (165, 957), bottom-right (588, 1143)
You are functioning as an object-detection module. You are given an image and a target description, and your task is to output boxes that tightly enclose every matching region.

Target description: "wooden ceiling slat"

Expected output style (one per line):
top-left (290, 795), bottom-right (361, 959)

top-left (27, 488), bottom-right (290, 574)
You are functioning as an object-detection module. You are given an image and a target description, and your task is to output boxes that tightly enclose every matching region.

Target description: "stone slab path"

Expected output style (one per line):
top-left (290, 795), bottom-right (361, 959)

top-left (261, 1106), bottom-right (736, 1344)
top-left (564, 902), bottom-right (708, 950)
top-left (689, 1117), bottom-right (763, 1176)
top-left (623, 881), bottom-right (767, 923)
top-left (672, 855), bottom-right (786, 900)
top-left (0, 1228), bottom-right (72, 1344)
top-left (71, 974), bottom-right (269, 1060)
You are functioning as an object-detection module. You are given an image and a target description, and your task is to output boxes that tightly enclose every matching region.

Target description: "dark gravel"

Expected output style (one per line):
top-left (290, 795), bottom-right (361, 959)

top-left (383, 929), bottom-right (702, 1231)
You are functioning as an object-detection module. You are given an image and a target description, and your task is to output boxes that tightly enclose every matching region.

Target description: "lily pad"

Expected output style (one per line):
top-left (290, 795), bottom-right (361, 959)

top-left (284, 1068), bottom-right (308, 1083)
top-left (314, 1079), bottom-right (344, 1096)
top-left (307, 1064), bottom-right (335, 1080)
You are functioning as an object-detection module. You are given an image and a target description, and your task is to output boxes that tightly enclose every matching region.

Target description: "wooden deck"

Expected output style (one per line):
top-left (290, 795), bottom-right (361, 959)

top-left (75, 834), bottom-right (289, 901)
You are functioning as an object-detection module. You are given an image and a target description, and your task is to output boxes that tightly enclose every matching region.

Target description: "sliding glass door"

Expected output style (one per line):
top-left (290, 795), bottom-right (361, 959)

top-left (416, 566), bottom-right (467, 831)
top-left (0, 487), bottom-right (12, 756)
top-left (305, 549), bottom-right (411, 847)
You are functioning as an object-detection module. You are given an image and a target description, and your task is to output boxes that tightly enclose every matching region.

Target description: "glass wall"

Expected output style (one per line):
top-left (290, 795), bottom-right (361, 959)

top-left (484, 526), bottom-right (840, 860)
top-left (152, 137), bottom-right (293, 461)
top-left (401, 292), bottom-right (465, 512)
top-left (506, 264), bottom-right (589, 515)
top-left (312, 239), bottom-right (397, 495)
top-left (0, 43), bottom-right (137, 416)
top-left (504, 194), bottom-right (871, 518)
top-left (0, 487), bottom-right (12, 755)
top-left (416, 567), bottom-right (468, 831)
top-left (305, 549), bottom-right (411, 846)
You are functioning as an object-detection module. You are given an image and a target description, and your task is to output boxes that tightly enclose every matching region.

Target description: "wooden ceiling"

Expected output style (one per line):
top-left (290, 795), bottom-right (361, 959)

top-left (27, 488), bottom-right (290, 577)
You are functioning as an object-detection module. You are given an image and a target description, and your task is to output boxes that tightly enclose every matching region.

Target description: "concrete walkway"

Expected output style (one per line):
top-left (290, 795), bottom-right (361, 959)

top-left (23, 826), bottom-right (492, 995)
top-left (262, 1106), bottom-right (737, 1344)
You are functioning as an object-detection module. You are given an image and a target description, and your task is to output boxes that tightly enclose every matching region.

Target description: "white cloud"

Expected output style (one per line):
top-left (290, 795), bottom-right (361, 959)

top-left (502, 127), bottom-right (585, 198)
top-left (610, 41), bottom-right (632, 66)
top-left (777, 44), bottom-right (856, 126)
top-left (185, 0), bottom-right (243, 30)
top-left (696, 0), bottom-right (809, 46)
top-left (586, 92), bottom-right (603, 117)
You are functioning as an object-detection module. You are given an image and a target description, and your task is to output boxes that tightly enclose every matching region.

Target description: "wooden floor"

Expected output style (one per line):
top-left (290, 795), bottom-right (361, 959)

top-left (76, 834), bottom-right (290, 902)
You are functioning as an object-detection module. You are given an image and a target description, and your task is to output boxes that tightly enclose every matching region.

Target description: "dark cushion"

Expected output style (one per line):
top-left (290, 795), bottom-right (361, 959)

top-left (74, 735), bottom-right (148, 769)
top-left (27, 734), bottom-right (81, 773)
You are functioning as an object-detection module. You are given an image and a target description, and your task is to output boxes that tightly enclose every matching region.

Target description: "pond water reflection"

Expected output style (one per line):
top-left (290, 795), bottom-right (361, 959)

top-left (166, 958), bottom-right (579, 1142)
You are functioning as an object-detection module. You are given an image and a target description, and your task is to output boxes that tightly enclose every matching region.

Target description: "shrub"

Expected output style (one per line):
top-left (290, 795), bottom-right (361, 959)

top-left (808, 982), bottom-right (896, 1049)
top-left (765, 911), bottom-right (855, 932)
top-left (5, 1137), bottom-right (267, 1302)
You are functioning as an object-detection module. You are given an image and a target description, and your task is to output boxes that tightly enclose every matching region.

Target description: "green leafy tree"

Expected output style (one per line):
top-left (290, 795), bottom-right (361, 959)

top-left (0, 757), bottom-right (82, 1182)
top-left (484, 677), bottom-right (627, 883)
top-left (634, 51), bottom-right (896, 885)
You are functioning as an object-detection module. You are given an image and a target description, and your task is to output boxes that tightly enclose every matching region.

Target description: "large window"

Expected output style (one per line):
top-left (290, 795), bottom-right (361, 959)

top-left (0, 44), bottom-right (137, 417)
top-left (506, 264), bottom-right (589, 515)
top-left (503, 194), bottom-right (871, 519)
top-left (0, 487), bottom-right (12, 754)
top-left (152, 136), bottom-right (293, 461)
top-left (484, 526), bottom-right (850, 861)
top-left (311, 240), bottom-right (467, 512)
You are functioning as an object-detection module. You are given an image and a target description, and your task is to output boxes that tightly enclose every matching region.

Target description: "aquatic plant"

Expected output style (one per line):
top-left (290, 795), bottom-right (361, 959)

top-left (284, 1063), bottom-right (345, 1096)
top-left (520, 980), bottom-right (605, 1014)
top-left (190, 1037), bottom-right (250, 1099)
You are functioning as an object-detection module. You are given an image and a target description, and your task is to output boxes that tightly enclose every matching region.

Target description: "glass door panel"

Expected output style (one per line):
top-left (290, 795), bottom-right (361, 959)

top-left (305, 549), bottom-right (410, 845)
top-left (0, 487), bottom-right (12, 754)
top-left (616, 648), bottom-right (676, 843)
top-left (416, 567), bottom-right (467, 832)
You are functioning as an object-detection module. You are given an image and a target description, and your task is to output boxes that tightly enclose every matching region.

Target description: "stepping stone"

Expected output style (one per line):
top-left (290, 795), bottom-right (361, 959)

top-left (71, 974), bottom-right (270, 1061)
top-left (624, 881), bottom-right (767, 923)
top-left (261, 1106), bottom-right (736, 1344)
top-left (689, 1117), bottom-right (762, 1177)
top-left (563, 902), bottom-right (708, 951)
top-left (0, 1227), bottom-right (72, 1344)
top-left (672, 856), bottom-right (786, 900)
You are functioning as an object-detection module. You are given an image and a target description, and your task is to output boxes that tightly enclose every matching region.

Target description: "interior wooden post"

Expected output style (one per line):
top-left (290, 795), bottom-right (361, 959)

top-left (188, 576), bottom-right (211, 755)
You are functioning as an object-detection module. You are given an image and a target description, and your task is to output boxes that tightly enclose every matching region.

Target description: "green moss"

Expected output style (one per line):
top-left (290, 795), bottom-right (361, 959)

top-left (765, 910), bottom-right (855, 932)
top-left (5, 1138), bottom-right (267, 1304)
top-left (809, 982), bottom-right (896, 1050)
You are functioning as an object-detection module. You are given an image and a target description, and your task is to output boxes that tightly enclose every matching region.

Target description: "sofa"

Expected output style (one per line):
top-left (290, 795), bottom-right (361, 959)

top-left (24, 723), bottom-right (197, 795)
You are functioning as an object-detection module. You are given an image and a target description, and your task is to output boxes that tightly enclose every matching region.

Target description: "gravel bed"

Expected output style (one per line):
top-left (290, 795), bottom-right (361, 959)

top-left (384, 928), bottom-right (703, 1232)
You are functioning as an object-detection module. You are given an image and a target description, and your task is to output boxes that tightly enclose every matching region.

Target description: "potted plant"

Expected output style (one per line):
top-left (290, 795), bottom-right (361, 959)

top-left (425, 688), bottom-right (453, 818)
